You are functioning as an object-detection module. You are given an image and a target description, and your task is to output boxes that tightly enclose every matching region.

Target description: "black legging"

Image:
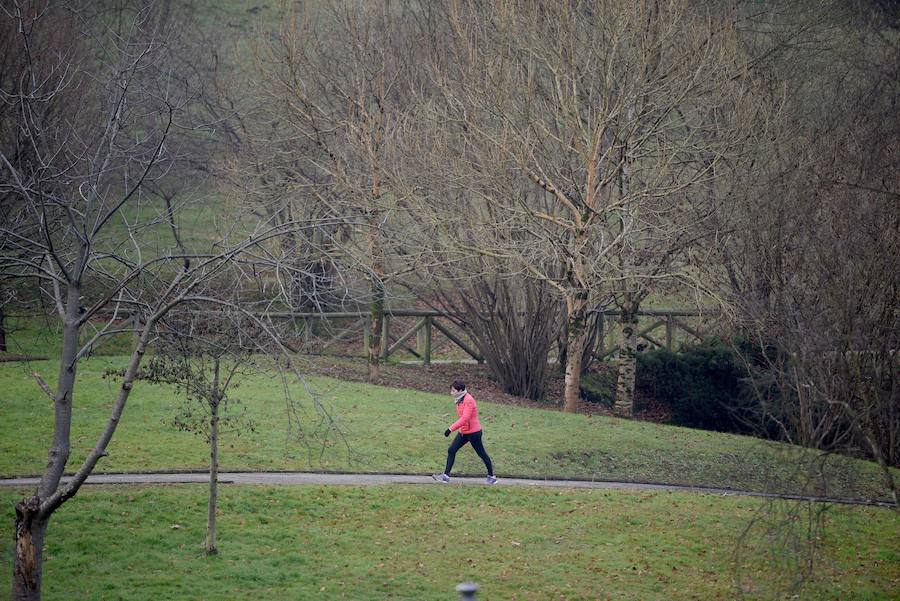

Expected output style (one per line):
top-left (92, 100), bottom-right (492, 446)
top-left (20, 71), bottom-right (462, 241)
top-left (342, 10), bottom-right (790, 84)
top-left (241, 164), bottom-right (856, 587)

top-left (445, 430), bottom-right (493, 477)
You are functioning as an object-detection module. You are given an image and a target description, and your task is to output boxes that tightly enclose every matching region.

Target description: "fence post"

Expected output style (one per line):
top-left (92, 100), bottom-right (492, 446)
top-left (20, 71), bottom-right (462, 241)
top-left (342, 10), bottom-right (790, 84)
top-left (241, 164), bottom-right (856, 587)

top-left (416, 317), bottom-right (433, 365)
top-left (665, 314), bottom-right (673, 351)
top-left (363, 316), bottom-right (371, 355)
top-left (381, 314), bottom-right (390, 361)
top-left (417, 320), bottom-right (425, 357)
top-left (423, 316), bottom-right (432, 366)
top-left (597, 313), bottom-right (605, 356)
top-left (132, 312), bottom-right (142, 342)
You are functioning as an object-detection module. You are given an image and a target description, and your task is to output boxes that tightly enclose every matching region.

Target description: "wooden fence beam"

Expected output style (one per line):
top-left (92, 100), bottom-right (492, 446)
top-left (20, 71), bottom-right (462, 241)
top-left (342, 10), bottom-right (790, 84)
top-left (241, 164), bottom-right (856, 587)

top-left (432, 320), bottom-right (483, 363)
top-left (671, 317), bottom-right (704, 341)
top-left (597, 319), bottom-right (666, 359)
top-left (597, 314), bottom-right (605, 356)
top-left (381, 315), bottom-right (390, 360)
top-left (665, 316), bottom-right (673, 350)
top-left (322, 317), bottom-right (367, 348)
top-left (363, 317), bottom-right (371, 355)
top-left (417, 316), bottom-right (432, 366)
top-left (389, 318), bottom-right (426, 356)
top-left (97, 307), bottom-right (717, 320)
top-left (303, 317), bottom-right (312, 345)
top-left (641, 332), bottom-right (664, 349)
top-left (595, 307), bottom-right (718, 317)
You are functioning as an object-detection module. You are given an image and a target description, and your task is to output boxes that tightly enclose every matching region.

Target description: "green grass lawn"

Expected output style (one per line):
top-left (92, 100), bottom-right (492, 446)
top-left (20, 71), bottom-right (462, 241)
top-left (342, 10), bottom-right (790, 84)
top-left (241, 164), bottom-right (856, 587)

top-left (0, 485), bottom-right (896, 600)
top-left (109, 192), bottom-right (258, 255)
top-left (0, 316), bottom-right (136, 359)
top-left (1, 357), bottom-right (895, 501)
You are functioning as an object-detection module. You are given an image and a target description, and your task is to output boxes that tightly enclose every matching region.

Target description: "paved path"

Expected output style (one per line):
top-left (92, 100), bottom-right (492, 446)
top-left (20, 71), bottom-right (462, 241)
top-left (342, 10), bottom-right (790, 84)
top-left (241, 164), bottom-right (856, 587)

top-left (1, 471), bottom-right (894, 507)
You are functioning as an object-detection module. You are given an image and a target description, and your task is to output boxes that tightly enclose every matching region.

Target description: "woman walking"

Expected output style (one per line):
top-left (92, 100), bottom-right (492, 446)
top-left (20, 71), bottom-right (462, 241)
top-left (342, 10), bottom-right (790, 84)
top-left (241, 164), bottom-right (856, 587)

top-left (433, 379), bottom-right (497, 484)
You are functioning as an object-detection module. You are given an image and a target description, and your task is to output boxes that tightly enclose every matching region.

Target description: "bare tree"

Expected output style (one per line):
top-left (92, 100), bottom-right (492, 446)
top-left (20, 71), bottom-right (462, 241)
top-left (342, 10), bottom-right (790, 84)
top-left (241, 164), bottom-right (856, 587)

top-left (710, 3), bottom-right (900, 596)
top-left (0, 5), bottom-right (315, 598)
top-left (720, 0), bottom-right (900, 501)
top-left (249, 1), bottom-right (425, 379)
top-left (407, 240), bottom-right (565, 399)
top-left (0, 1), bottom-right (78, 353)
top-left (402, 0), bottom-right (749, 412)
top-left (135, 306), bottom-right (260, 555)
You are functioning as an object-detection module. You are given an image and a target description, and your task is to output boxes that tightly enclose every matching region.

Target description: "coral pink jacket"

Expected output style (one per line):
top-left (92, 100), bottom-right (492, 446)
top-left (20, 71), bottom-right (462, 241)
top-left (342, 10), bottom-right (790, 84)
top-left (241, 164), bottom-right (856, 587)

top-left (450, 393), bottom-right (482, 434)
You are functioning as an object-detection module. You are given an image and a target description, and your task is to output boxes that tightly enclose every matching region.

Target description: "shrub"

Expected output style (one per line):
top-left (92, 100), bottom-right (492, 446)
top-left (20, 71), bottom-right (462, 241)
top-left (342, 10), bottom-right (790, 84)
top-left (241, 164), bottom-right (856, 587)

top-left (636, 339), bottom-right (754, 432)
top-left (580, 369), bottom-right (617, 408)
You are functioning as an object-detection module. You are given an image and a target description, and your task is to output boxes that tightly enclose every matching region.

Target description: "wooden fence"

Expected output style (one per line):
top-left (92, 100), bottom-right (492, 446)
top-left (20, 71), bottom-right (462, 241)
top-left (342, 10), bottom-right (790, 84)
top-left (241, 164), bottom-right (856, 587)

top-left (265, 307), bottom-right (718, 366)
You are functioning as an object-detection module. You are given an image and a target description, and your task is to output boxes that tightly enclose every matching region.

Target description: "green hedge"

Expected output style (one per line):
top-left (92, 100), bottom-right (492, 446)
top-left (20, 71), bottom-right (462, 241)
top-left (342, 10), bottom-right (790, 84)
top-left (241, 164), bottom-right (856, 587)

top-left (635, 339), bottom-right (755, 432)
top-left (579, 369), bottom-right (617, 408)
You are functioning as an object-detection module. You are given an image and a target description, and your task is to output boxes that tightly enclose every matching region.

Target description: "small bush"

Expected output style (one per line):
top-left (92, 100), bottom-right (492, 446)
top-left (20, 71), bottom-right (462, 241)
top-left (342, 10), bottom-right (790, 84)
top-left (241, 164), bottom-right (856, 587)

top-left (580, 369), bottom-right (616, 408)
top-left (636, 339), bottom-right (754, 432)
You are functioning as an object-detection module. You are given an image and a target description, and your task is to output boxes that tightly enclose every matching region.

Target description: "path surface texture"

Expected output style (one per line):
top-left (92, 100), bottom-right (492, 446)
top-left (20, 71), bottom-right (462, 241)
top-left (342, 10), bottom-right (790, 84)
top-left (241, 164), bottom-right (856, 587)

top-left (1, 471), bottom-right (894, 507)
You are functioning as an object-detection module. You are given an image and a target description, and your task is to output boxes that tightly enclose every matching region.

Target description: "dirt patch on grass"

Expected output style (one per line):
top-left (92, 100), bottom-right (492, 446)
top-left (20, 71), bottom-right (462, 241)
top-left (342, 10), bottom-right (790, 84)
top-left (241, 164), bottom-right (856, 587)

top-left (301, 355), bottom-right (668, 421)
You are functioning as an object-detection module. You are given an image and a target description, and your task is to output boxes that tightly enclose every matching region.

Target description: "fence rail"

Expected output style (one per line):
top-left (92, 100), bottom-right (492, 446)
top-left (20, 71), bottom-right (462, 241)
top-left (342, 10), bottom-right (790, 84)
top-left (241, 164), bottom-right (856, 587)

top-left (87, 307), bottom-right (718, 364)
top-left (263, 307), bottom-right (718, 319)
top-left (265, 307), bottom-right (718, 365)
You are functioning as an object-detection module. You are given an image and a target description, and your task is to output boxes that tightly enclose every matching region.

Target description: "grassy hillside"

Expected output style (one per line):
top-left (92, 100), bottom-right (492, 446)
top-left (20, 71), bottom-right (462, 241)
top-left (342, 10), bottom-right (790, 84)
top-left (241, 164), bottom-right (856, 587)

top-left (0, 485), bottom-right (896, 600)
top-left (1, 356), bottom-right (894, 501)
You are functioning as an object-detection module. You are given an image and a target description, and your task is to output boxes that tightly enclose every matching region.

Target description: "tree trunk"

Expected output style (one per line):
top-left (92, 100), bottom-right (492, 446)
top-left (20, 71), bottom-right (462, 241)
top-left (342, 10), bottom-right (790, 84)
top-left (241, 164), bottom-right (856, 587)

top-left (0, 303), bottom-right (7, 352)
top-left (556, 331), bottom-right (568, 375)
top-left (11, 497), bottom-right (47, 601)
top-left (365, 98), bottom-right (386, 381)
top-left (11, 279), bottom-right (160, 599)
top-left (365, 193), bottom-right (386, 381)
top-left (45, 285), bottom-right (82, 492)
top-left (277, 204), bottom-right (306, 312)
top-left (206, 361), bottom-right (220, 555)
top-left (563, 294), bottom-right (589, 413)
top-left (15, 285), bottom-right (84, 600)
top-left (615, 310), bottom-right (639, 416)
top-left (367, 292), bottom-right (383, 380)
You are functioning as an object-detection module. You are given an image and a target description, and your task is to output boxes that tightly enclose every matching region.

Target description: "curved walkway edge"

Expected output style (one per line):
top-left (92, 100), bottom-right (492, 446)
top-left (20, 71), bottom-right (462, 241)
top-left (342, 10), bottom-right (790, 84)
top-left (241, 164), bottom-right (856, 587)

top-left (0, 471), bottom-right (895, 508)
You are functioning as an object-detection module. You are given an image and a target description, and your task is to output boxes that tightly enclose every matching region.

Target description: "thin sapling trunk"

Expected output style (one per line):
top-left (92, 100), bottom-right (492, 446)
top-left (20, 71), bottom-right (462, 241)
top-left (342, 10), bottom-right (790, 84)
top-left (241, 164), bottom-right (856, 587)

top-left (206, 358), bottom-right (220, 555)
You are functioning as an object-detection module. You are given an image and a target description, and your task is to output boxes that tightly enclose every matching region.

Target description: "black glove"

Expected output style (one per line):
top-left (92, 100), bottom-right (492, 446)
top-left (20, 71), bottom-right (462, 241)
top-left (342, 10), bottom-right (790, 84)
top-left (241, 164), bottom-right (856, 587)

top-left (444, 428), bottom-right (451, 437)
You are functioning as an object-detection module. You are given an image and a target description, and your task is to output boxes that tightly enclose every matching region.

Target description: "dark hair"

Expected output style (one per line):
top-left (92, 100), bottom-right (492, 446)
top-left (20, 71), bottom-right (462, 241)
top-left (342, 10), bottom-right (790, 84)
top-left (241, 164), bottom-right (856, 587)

top-left (451, 379), bottom-right (466, 392)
